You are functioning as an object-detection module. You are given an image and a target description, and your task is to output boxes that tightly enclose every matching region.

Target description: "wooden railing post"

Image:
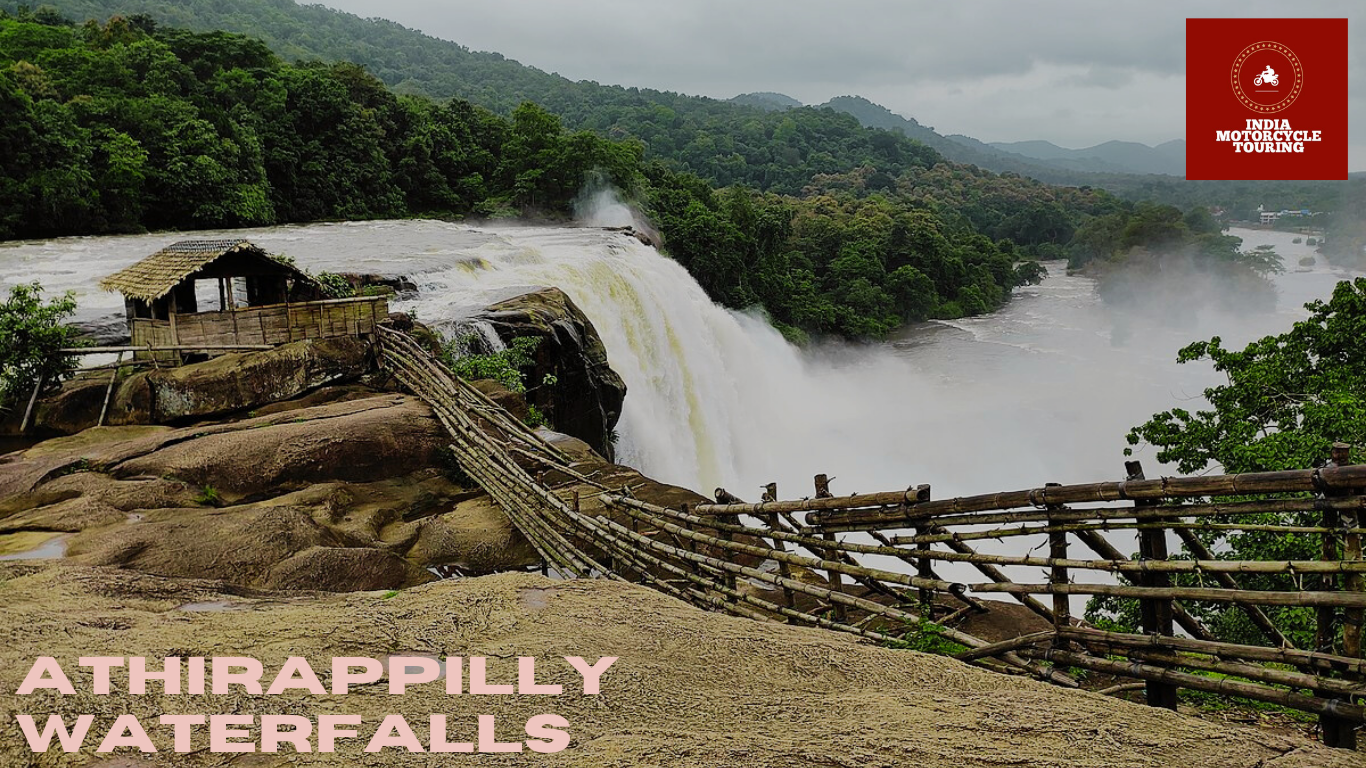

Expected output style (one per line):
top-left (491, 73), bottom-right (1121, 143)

top-left (813, 476), bottom-right (847, 622)
top-left (1129, 460), bottom-right (1178, 710)
top-left (1045, 483), bottom-right (1070, 647)
top-left (1321, 442), bottom-right (1358, 750)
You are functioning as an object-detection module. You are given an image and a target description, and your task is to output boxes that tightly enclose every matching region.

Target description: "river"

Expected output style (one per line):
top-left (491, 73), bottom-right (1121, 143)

top-left (1, 222), bottom-right (1354, 508)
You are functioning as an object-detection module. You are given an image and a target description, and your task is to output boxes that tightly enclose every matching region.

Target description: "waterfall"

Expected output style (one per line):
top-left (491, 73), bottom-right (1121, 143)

top-left (397, 222), bottom-right (939, 499)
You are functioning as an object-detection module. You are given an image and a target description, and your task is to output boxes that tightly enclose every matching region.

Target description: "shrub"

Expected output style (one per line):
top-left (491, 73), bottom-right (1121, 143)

top-left (0, 282), bottom-right (84, 412)
top-left (444, 335), bottom-right (540, 393)
top-left (315, 272), bottom-right (356, 298)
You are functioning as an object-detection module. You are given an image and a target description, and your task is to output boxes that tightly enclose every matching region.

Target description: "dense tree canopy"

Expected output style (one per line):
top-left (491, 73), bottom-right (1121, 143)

top-left (1, 10), bottom-right (1093, 340)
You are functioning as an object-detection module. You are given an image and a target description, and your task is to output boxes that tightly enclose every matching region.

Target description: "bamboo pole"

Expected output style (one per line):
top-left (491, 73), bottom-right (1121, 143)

top-left (966, 580), bottom-right (1366, 608)
top-left (807, 466), bottom-right (1366, 530)
top-left (1047, 493), bottom-right (1070, 644)
top-left (694, 484), bottom-right (931, 517)
top-left (954, 631), bottom-right (1055, 662)
top-left (1172, 526), bottom-right (1293, 648)
top-left (96, 351), bottom-right (124, 427)
top-left (888, 517), bottom-right (1366, 546)
top-left (1056, 626), bottom-right (1366, 676)
top-left (819, 495), bottom-right (1366, 534)
top-left (19, 374), bottom-right (44, 433)
top-left (1025, 647), bottom-right (1366, 723)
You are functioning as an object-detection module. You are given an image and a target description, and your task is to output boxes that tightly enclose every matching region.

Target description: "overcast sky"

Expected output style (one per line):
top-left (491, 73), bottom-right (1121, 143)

top-left (318, 0), bottom-right (1365, 169)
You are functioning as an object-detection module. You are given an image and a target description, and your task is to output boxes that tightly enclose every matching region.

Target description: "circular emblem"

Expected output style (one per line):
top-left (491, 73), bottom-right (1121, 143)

top-left (1230, 41), bottom-right (1303, 113)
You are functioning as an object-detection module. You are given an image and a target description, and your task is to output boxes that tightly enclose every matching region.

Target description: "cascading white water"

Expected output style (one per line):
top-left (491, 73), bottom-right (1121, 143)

top-left (397, 224), bottom-right (802, 493)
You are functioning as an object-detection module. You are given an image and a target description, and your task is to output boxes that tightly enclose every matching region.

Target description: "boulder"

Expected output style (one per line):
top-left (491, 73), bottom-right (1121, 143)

top-left (109, 336), bottom-right (372, 425)
top-left (6, 337), bottom-right (374, 436)
top-left (0, 395), bottom-right (540, 592)
top-left (476, 287), bottom-right (626, 459)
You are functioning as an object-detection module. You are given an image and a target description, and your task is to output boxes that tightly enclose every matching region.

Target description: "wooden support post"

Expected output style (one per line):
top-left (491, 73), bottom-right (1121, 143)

top-left (761, 511), bottom-right (798, 616)
top-left (19, 374), bottom-right (44, 433)
top-left (97, 351), bottom-right (124, 427)
top-left (812, 477), bottom-right (847, 622)
top-left (1046, 484), bottom-right (1070, 647)
top-left (915, 522), bottom-right (934, 618)
top-left (1129, 460), bottom-right (1178, 711)
top-left (167, 292), bottom-right (181, 365)
top-left (1321, 442), bottom-right (1358, 750)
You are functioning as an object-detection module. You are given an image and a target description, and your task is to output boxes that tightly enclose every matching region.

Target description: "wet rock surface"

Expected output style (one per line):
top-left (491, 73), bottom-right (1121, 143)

top-left (476, 287), bottom-right (626, 460)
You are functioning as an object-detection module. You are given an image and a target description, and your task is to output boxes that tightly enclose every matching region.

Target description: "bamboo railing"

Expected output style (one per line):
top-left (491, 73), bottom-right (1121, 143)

top-left (375, 326), bottom-right (1366, 749)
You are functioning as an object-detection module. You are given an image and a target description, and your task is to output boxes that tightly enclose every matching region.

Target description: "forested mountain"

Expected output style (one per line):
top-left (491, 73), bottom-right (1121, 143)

top-left (990, 139), bottom-right (1186, 177)
top-left (13, 0), bottom-right (1353, 217)
top-left (2, 0), bottom-right (1156, 190)
top-left (2, 9), bottom-right (1104, 342)
top-left (729, 92), bottom-right (802, 112)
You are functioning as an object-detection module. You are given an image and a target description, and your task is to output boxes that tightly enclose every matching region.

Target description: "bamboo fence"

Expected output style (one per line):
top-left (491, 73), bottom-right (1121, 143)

top-left (376, 326), bottom-right (1366, 749)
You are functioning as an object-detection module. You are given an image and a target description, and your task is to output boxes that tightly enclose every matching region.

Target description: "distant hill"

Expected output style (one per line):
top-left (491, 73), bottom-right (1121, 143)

top-left (991, 139), bottom-right (1186, 176)
top-left (816, 96), bottom-right (1131, 184)
top-left (729, 92), bottom-right (803, 111)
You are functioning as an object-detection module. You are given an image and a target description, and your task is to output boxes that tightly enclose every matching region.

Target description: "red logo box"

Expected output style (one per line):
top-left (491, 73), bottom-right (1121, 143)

top-left (1186, 18), bottom-right (1348, 180)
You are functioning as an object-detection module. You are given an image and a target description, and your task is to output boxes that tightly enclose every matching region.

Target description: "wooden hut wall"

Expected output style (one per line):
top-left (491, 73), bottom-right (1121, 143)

top-left (132, 296), bottom-right (389, 350)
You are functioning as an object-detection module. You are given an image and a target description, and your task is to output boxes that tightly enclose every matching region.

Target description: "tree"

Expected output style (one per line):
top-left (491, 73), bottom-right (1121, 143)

top-left (1089, 278), bottom-right (1366, 647)
top-left (1126, 278), bottom-right (1366, 474)
top-left (0, 282), bottom-right (83, 411)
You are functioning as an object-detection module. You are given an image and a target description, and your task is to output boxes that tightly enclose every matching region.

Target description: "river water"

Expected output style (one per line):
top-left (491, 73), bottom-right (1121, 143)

top-left (1, 223), bottom-right (1353, 509)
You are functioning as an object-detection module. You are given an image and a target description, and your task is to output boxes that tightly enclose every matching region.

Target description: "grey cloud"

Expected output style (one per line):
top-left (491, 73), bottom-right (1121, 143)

top-left (319, 0), bottom-right (1363, 156)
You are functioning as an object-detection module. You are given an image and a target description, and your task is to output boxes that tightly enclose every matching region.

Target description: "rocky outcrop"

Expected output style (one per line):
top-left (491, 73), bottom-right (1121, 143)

top-left (7, 337), bottom-right (372, 435)
top-left (477, 287), bottom-right (626, 459)
top-left (0, 395), bottom-right (539, 591)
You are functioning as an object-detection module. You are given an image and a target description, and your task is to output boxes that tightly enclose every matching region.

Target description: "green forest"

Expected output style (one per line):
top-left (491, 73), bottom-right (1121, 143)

top-left (0, 9), bottom-right (1075, 339)
top-left (0, 6), bottom-right (1295, 342)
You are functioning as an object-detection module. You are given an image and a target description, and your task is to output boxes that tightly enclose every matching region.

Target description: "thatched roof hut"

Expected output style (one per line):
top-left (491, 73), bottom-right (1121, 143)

top-left (101, 239), bottom-right (387, 361)
top-left (101, 239), bottom-right (316, 305)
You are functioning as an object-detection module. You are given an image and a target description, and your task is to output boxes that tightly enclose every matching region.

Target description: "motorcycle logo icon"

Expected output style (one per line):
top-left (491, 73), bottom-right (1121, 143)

top-left (1231, 41), bottom-right (1302, 113)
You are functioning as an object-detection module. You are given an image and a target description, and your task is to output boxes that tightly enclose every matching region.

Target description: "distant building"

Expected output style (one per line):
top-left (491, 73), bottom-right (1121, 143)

top-left (100, 239), bottom-right (388, 361)
top-left (1260, 211), bottom-right (1280, 225)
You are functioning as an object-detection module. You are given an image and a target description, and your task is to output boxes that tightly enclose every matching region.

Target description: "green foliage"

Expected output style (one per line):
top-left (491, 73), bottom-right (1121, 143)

top-left (444, 335), bottom-right (540, 393)
top-left (1126, 278), bottom-right (1366, 475)
top-left (0, 8), bottom-right (1178, 340)
top-left (883, 619), bottom-right (969, 656)
top-left (0, 281), bottom-right (83, 410)
top-left (314, 271), bottom-right (354, 298)
top-left (1092, 280), bottom-right (1366, 648)
top-left (195, 484), bottom-right (220, 505)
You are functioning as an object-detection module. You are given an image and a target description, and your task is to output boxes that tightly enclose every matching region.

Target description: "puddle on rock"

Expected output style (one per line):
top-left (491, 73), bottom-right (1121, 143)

top-left (0, 532), bottom-right (69, 561)
top-left (175, 601), bottom-right (242, 612)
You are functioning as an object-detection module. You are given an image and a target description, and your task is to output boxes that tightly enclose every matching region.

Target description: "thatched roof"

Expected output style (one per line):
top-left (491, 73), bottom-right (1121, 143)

top-left (100, 239), bottom-right (307, 302)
